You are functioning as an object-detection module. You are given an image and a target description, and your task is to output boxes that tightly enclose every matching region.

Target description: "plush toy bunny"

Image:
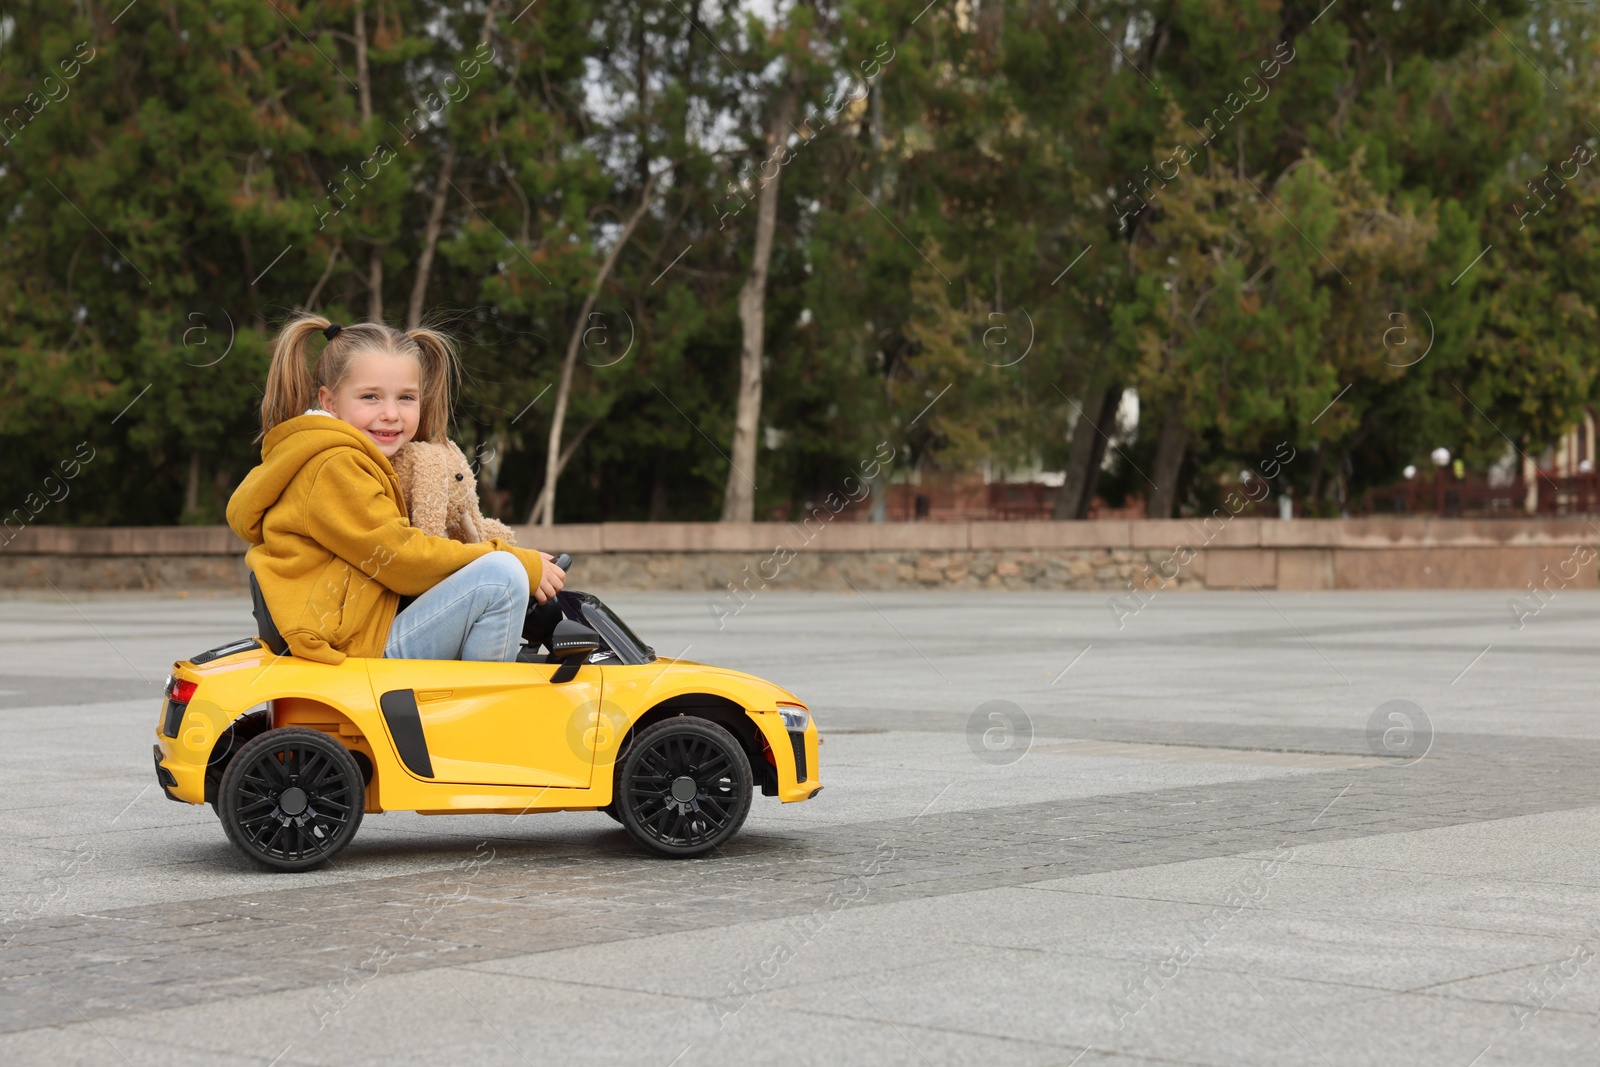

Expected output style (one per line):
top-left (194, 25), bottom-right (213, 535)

top-left (390, 439), bottom-right (518, 545)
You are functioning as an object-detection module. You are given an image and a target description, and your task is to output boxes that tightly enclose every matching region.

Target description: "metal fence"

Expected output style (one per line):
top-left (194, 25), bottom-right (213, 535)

top-left (841, 473), bottom-right (1600, 522)
top-left (1363, 473), bottom-right (1600, 517)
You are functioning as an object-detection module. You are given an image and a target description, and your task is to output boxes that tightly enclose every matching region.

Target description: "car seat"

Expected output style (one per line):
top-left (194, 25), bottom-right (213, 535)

top-left (248, 571), bottom-right (288, 656)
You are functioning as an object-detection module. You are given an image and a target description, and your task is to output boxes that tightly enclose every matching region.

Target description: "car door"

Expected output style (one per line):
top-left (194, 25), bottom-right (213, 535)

top-left (366, 658), bottom-right (602, 788)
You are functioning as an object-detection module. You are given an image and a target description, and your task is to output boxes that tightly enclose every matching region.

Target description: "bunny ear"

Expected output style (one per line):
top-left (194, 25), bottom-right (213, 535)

top-left (406, 443), bottom-right (451, 538)
top-left (387, 445), bottom-right (414, 508)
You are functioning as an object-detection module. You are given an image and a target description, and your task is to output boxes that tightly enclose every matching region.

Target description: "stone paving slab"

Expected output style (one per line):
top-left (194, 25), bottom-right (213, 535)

top-left (4, 590), bottom-right (1600, 1065)
top-left (5, 733), bottom-right (1598, 1037)
top-left (14, 812), bottom-right (1599, 1067)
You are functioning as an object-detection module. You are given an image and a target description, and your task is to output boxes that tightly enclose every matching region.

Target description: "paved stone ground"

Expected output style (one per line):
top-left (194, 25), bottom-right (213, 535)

top-left (2, 586), bottom-right (1598, 1066)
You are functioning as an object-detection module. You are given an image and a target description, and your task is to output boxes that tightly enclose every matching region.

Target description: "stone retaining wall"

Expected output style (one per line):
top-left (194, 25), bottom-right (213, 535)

top-left (3, 519), bottom-right (1595, 594)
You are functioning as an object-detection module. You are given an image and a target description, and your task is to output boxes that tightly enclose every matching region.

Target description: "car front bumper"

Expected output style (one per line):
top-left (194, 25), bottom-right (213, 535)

top-left (748, 711), bottom-right (820, 802)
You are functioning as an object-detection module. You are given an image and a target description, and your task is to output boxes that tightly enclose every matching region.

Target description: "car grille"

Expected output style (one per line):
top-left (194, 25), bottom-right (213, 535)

top-left (162, 699), bottom-right (187, 738)
top-left (789, 731), bottom-right (807, 782)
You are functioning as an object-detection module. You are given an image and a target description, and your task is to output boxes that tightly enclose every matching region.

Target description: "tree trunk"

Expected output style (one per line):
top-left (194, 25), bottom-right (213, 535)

top-left (1146, 401), bottom-right (1189, 519)
top-left (355, 2), bottom-right (378, 322)
top-left (305, 239), bottom-right (342, 309)
top-left (527, 417), bottom-right (598, 525)
top-left (1078, 387), bottom-right (1120, 516)
top-left (648, 457), bottom-right (669, 521)
top-left (354, 1), bottom-right (372, 124)
top-left (634, 8), bottom-right (649, 189)
top-left (240, 233), bottom-right (263, 329)
top-left (977, 0), bottom-right (1006, 50)
top-left (1054, 384), bottom-right (1119, 519)
top-left (367, 244), bottom-right (384, 321)
top-left (1054, 391), bottom-right (1099, 518)
top-left (721, 82), bottom-right (797, 522)
top-left (1306, 445), bottom-right (1325, 516)
top-left (1054, 385), bottom-right (1102, 519)
top-left (407, 144), bottom-right (456, 329)
top-left (531, 174), bottom-right (658, 526)
top-left (184, 450), bottom-right (200, 516)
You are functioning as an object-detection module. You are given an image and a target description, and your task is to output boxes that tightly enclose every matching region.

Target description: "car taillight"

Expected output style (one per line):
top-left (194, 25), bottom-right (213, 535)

top-left (167, 678), bottom-right (198, 703)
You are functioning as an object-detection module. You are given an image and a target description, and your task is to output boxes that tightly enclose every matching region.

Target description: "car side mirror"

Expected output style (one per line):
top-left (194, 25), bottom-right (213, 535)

top-left (549, 618), bottom-right (600, 657)
top-left (547, 619), bottom-right (601, 683)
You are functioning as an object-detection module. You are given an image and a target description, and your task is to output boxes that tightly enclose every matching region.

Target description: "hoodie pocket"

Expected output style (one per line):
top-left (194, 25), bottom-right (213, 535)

top-left (305, 559), bottom-right (353, 642)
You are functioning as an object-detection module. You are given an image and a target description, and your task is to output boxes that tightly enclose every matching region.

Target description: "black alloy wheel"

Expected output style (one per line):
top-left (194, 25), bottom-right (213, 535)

top-left (616, 718), bottom-right (752, 857)
top-left (218, 727), bottom-right (365, 872)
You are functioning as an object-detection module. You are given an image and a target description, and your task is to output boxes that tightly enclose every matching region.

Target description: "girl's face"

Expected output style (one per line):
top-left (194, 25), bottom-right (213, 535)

top-left (318, 350), bottom-right (421, 458)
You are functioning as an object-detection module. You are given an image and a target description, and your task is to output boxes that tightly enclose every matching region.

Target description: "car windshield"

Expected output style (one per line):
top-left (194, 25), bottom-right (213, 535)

top-left (558, 591), bottom-right (655, 665)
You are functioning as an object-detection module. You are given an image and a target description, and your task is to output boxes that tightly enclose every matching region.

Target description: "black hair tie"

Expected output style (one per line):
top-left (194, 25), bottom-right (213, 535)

top-left (323, 323), bottom-right (343, 341)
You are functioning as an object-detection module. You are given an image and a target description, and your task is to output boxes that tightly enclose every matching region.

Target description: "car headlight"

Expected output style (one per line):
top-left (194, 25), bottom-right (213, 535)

top-left (777, 706), bottom-right (810, 732)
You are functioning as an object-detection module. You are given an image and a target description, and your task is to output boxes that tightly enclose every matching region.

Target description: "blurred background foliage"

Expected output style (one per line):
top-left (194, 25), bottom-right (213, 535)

top-left (0, 0), bottom-right (1596, 525)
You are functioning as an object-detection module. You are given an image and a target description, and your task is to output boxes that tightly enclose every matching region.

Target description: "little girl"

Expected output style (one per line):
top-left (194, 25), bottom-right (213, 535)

top-left (226, 314), bottom-right (564, 663)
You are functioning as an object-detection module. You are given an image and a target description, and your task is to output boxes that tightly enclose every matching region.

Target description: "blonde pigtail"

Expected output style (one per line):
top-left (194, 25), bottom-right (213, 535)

top-left (406, 327), bottom-right (461, 444)
top-left (259, 314), bottom-right (332, 439)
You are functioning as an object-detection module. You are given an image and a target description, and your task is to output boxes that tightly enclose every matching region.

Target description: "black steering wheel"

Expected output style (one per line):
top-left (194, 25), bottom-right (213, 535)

top-left (551, 552), bottom-right (573, 572)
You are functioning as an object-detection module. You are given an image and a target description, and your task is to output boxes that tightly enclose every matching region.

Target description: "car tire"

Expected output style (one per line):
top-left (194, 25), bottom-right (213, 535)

top-left (218, 727), bottom-right (365, 872)
top-left (615, 717), bottom-right (752, 858)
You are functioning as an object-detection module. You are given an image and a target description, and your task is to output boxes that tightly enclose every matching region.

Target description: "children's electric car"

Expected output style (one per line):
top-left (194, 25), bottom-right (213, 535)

top-left (152, 558), bottom-right (820, 871)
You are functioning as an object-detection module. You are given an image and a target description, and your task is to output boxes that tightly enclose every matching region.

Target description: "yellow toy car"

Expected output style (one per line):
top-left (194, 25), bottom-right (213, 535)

top-left (153, 559), bottom-right (820, 871)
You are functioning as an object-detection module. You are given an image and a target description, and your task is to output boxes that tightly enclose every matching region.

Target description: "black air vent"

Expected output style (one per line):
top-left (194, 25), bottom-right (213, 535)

top-left (162, 699), bottom-right (187, 738)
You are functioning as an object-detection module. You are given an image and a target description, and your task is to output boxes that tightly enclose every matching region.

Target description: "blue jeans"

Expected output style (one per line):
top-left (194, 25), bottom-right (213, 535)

top-left (384, 552), bottom-right (528, 661)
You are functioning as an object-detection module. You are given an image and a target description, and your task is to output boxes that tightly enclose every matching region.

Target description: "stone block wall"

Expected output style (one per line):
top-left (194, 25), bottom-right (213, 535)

top-left (2, 519), bottom-right (1595, 594)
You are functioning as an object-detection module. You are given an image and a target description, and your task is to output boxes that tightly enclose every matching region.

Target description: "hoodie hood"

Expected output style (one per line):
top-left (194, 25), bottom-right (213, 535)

top-left (227, 415), bottom-right (399, 546)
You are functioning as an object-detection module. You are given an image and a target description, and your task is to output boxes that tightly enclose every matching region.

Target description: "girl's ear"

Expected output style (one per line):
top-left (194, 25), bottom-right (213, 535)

top-left (317, 384), bottom-right (336, 414)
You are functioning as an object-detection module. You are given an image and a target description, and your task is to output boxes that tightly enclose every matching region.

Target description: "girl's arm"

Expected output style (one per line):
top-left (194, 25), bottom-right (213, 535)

top-left (306, 452), bottom-right (544, 595)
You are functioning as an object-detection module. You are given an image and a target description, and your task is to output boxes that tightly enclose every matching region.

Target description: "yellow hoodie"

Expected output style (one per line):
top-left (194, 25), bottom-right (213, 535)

top-left (226, 414), bottom-right (543, 664)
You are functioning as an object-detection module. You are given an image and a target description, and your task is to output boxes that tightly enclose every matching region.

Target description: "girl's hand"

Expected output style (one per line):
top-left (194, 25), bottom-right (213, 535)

top-left (534, 552), bottom-right (566, 603)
